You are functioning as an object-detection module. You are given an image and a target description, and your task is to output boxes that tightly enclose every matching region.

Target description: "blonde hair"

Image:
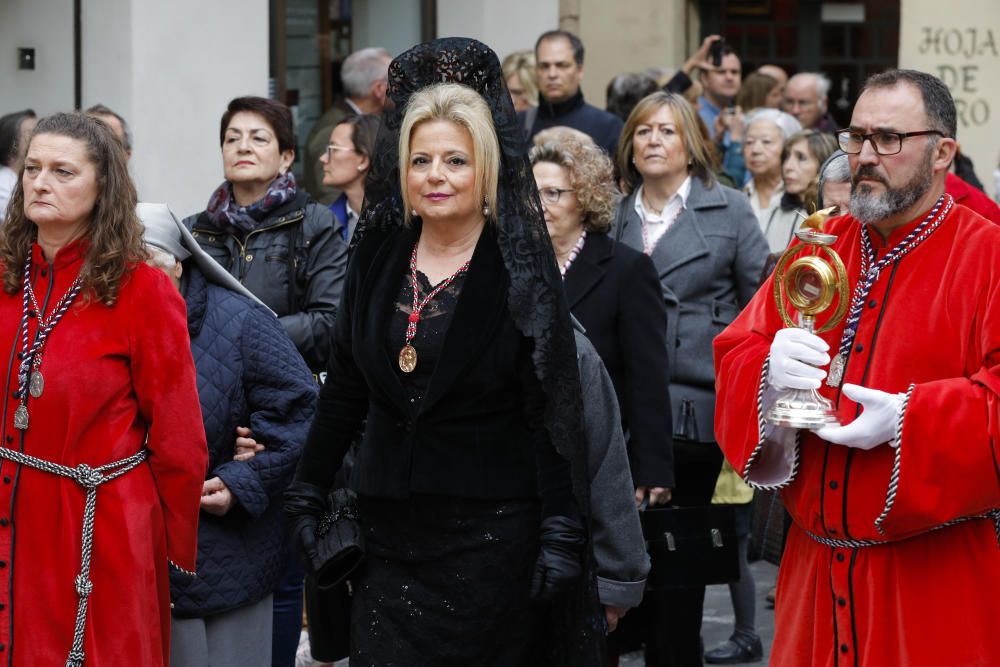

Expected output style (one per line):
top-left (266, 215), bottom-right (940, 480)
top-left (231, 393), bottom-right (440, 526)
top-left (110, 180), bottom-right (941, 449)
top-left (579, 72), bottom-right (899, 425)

top-left (502, 49), bottom-right (539, 107)
top-left (399, 83), bottom-right (499, 224)
top-left (615, 92), bottom-right (717, 196)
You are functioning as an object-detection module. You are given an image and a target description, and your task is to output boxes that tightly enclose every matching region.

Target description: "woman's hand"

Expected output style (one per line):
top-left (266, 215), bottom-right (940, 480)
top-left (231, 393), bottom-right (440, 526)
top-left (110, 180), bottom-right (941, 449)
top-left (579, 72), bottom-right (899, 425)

top-left (284, 481), bottom-right (328, 572)
top-left (234, 425), bottom-right (265, 461)
top-left (635, 486), bottom-right (673, 506)
top-left (715, 105), bottom-right (745, 143)
top-left (604, 605), bottom-right (629, 633)
top-left (201, 477), bottom-right (235, 516)
top-left (530, 515), bottom-right (586, 601)
top-left (233, 426), bottom-right (266, 461)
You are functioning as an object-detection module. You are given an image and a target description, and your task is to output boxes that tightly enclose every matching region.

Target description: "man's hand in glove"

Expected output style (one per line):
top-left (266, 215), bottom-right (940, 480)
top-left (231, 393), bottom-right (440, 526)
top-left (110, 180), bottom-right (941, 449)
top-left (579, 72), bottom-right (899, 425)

top-left (284, 481), bottom-right (327, 571)
top-left (768, 327), bottom-right (830, 390)
top-left (815, 383), bottom-right (903, 450)
top-left (530, 515), bottom-right (586, 601)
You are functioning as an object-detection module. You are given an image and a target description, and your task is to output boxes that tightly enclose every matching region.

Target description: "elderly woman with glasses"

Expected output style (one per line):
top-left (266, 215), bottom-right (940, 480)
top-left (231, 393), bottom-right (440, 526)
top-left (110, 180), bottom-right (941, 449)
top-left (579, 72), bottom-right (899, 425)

top-left (530, 138), bottom-right (674, 506)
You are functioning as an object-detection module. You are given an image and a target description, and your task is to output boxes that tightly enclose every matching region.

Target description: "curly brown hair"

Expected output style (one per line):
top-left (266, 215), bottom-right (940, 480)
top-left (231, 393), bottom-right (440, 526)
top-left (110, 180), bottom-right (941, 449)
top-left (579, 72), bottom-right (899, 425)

top-left (529, 138), bottom-right (615, 233)
top-left (0, 112), bottom-right (145, 305)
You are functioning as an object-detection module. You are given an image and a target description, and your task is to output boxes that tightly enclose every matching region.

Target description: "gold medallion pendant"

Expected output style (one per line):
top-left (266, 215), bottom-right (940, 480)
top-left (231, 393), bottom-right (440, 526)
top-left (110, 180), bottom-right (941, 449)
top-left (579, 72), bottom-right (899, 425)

top-left (399, 344), bottom-right (418, 373)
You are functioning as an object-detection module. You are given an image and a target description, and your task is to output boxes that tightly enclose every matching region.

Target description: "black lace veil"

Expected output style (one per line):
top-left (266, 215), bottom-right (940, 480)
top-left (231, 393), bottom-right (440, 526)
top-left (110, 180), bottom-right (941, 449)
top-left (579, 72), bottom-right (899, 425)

top-left (354, 38), bottom-right (604, 664)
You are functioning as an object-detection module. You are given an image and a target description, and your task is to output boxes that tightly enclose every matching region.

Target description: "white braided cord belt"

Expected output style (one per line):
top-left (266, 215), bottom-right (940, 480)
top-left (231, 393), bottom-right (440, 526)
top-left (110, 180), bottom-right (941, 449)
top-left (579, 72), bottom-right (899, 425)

top-left (0, 446), bottom-right (147, 667)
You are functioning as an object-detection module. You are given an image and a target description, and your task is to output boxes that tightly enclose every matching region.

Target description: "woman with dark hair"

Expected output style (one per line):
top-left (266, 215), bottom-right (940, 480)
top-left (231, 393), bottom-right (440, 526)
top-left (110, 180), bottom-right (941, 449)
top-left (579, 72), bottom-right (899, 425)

top-left (781, 128), bottom-right (839, 219)
top-left (0, 112), bottom-right (206, 665)
top-left (184, 96), bottom-right (348, 374)
top-left (0, 109), bottom-right (37, 219)
top-left (184, 95), bottom-right (348, 666)
top-left (320, 113), bottom-right (381, 244)
top-left (285, 39), bottom-right (601, 666)
top-left (612, 91), bottom-right (768, 666)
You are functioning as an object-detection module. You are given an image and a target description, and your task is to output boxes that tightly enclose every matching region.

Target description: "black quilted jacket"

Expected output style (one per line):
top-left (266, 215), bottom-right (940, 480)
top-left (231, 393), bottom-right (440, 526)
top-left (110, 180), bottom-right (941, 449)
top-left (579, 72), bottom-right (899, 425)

top-left (169, 264), bottom-right (317, 617)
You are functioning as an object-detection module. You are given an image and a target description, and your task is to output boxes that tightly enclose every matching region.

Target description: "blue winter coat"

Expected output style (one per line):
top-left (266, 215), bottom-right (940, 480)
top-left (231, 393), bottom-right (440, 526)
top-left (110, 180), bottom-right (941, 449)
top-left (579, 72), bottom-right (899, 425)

top-left (169, 263), bottom-right (317, 617)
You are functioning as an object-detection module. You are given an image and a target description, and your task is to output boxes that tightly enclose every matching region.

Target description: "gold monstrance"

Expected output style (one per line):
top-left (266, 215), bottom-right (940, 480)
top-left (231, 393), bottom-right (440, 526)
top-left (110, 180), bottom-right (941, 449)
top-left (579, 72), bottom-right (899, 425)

top-left (766, 208), bottom-right (850, 428)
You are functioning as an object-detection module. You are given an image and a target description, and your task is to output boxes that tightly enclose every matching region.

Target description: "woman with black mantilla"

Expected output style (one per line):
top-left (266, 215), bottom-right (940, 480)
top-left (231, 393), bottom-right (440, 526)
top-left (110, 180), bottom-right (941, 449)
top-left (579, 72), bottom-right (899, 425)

top-left (285, 39), bottom-right (604, 666)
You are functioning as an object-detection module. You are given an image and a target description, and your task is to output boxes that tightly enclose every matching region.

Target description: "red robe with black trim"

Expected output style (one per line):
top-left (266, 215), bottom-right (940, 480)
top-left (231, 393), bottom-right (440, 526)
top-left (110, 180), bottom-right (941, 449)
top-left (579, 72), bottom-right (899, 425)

top-left (0, 241), bottom-right (206, 665)
top-left (714, 199), bottom-right (1000, 666)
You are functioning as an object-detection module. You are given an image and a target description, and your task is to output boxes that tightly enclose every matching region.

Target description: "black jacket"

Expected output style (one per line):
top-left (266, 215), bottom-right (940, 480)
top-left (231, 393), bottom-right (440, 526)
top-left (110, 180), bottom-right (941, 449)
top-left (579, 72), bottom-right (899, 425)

top-left (170, 264), bottom-right (317, 617)
top-left (521, 90), bottom-right (624, 156)
top-left (564, 232), bottom-right (674, 488)
top-left (295, 223), bottom-right (573, 516)
top-left (184, 191), bottom-right (349, 371)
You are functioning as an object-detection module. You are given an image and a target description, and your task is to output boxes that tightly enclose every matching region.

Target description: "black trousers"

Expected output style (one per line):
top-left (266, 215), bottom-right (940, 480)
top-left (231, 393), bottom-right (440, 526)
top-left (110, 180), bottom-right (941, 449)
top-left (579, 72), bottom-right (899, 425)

top-left (610, 439), bottom-right (724, 667)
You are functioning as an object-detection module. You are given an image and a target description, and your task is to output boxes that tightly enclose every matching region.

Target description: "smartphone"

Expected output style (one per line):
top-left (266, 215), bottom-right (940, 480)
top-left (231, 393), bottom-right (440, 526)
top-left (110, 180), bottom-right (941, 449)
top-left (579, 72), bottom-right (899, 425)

top-left (709, 38), bottom-right (725, 67)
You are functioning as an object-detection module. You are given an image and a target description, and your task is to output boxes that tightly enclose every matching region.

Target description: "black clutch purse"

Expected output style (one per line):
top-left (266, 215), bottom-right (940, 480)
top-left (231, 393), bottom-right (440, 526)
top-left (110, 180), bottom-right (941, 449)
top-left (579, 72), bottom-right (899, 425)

top-left (312, 488), bottom-right (365, 590)
top-left (640, 504), bottom-right (739, 591)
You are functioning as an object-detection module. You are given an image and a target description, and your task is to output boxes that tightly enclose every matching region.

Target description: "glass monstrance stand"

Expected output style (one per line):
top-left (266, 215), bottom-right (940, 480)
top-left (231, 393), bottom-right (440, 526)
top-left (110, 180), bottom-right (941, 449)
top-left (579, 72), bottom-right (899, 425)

top-left (765, 208), bottom-right (849, 429)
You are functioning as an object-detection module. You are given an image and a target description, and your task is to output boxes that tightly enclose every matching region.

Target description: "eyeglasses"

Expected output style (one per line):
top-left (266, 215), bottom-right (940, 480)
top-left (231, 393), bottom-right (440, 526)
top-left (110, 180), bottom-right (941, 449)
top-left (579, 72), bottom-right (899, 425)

top-left (325, 143), bottom-right (356, 159)
top-left (538, 187), bottom-right (574, 205)
top-left (836, 129), bottom-right (944, 156)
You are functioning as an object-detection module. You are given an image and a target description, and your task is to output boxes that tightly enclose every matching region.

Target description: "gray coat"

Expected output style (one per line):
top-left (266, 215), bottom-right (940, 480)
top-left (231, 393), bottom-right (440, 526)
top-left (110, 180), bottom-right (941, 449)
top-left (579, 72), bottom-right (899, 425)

top-left (575, 329), bottom-right (649, 609)
top-left (613, 178), bottom-right (768, 444)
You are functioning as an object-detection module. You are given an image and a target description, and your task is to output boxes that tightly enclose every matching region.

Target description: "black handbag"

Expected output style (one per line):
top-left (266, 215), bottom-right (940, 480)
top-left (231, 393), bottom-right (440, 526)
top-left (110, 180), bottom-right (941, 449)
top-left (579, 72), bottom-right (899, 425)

top-left (312, 488), bottom-right (365, 591)
top-left (640, 504), bottom-right (740, 591)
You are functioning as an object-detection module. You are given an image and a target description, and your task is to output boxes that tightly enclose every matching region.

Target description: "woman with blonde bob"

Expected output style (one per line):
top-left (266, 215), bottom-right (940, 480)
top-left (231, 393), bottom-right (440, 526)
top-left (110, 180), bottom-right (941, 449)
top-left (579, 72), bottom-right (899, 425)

top-left (286, 39), bottom-right (598, 666)
top-left (611, 91), bottom-right (768, 666)
top-left (502, 48), bottom-right (539, 112)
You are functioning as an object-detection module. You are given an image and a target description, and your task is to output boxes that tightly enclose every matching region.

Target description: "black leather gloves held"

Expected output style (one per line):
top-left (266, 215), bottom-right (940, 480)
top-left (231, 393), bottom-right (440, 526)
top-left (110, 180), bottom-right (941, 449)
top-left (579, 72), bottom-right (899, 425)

top-left (530, 515), bottom-right (587, 601)
top-left (284, 481), bottom-right (328, 572)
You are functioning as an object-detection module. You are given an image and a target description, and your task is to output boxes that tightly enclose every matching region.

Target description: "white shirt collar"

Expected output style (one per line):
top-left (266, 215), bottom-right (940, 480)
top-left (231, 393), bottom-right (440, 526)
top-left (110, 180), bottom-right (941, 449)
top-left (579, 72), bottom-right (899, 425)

top-left (634, 176), bottom-right (692, 224)
top-left (345, 98), bottom-right (363, 115)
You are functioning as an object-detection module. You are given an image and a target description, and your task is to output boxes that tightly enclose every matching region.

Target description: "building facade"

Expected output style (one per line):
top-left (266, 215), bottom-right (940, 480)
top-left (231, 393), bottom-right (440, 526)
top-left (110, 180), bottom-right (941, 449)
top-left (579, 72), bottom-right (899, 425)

top-left (2, 0), bottom-right (998, 216)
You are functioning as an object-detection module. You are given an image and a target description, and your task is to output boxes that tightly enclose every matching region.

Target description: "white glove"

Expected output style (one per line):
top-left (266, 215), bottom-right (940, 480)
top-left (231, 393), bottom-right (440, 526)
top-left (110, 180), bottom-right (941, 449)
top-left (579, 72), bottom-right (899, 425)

top-left (815, 383), bottom-right (903, 450)
top-left (767, 328), bottom-right (830, 390)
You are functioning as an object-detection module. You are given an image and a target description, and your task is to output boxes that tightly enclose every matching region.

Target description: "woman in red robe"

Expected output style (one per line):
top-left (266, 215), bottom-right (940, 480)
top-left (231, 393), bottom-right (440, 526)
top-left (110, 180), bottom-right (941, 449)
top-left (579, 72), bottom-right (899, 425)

top-left (0, 112), bottom-right (206, 665)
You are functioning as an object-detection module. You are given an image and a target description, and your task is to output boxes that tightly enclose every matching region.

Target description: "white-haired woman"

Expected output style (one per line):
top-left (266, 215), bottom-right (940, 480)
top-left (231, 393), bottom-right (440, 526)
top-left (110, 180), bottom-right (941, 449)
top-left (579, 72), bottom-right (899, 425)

top-left (741, 108), bottom-right (802, 250)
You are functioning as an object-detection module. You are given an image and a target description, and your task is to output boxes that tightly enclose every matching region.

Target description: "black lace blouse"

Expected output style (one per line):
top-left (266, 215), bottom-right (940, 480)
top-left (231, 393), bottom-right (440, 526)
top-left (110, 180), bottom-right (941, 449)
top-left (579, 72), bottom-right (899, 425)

top-left (386, 268), bottom-right (467, 403)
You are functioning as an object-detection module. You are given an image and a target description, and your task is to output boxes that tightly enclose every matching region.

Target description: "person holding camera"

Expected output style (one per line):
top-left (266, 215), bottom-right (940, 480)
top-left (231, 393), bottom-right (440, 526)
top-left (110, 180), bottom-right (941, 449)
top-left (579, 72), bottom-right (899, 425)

top-left (698, 38), bottom-right (742, 141)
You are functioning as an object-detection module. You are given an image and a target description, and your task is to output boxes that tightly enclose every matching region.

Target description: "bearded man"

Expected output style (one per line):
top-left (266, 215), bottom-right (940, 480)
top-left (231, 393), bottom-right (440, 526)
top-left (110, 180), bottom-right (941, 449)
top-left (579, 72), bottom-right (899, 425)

top-left (714, 69), bottom-right (1000, 666)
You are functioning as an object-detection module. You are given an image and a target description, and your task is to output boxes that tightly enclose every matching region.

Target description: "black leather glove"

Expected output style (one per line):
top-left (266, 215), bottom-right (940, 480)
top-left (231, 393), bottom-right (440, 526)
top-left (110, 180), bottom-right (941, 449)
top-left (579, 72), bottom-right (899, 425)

top-left (530, 515), bottom-right (586, 601)
top-left (284, 481), bottom-right (328, 572)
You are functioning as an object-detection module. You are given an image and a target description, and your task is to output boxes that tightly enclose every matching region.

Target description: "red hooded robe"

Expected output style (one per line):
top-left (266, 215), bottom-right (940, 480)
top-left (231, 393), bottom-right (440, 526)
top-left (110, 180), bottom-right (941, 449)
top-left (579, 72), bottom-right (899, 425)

top-left (0, 240), bottom-right (206, 666)
top-left (714, 200), bottom-right (1000, 666)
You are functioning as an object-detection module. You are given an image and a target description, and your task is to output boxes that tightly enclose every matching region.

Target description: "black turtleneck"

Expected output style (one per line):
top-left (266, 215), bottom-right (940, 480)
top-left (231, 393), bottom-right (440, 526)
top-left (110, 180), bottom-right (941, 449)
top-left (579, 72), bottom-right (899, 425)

top-left (520, 89), bottom-right (624, 156)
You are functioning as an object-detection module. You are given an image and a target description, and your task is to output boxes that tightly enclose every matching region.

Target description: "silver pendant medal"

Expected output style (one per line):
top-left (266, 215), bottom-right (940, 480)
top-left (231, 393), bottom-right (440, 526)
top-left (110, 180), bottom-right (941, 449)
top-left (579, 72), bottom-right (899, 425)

top-left (29, 370), bottom-right (44, 398)
top-left (14, 405), bottom-right (28, 430)
top-left (826, 353), bottom-right (845, 388)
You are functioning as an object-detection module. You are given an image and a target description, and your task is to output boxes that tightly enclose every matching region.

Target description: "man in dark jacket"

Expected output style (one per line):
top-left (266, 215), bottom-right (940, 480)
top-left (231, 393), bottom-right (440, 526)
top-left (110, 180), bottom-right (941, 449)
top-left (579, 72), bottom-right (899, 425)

top-left (138, 203), bottom-right (317, 667)
top-left (519, 30), bottom-right (624, 155)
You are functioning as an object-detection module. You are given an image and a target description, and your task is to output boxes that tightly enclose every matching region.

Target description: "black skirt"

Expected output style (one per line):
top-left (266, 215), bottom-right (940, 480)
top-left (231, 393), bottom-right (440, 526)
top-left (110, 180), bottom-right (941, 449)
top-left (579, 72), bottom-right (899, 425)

top-left (350, 494), bottom-right (546, 666)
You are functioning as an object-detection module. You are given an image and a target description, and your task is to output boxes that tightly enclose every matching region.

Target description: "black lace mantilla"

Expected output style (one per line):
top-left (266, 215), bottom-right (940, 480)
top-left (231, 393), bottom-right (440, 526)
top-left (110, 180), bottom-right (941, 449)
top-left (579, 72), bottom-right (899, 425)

top-left (351, 37), bottom-right (603, 666)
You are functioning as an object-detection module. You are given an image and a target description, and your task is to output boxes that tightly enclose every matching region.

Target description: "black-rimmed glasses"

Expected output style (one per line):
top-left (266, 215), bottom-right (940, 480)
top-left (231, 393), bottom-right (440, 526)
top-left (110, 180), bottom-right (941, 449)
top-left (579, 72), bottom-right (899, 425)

top-left (836, 129), bottom-right (944, 156)
top-left (538, 187), bottom-right (574, 205)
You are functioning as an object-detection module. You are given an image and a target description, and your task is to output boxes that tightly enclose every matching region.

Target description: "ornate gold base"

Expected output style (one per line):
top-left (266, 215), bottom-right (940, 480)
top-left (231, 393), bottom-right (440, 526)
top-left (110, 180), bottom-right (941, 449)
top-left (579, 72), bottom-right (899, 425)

top-left (765, 388), bottom-right (841, 429)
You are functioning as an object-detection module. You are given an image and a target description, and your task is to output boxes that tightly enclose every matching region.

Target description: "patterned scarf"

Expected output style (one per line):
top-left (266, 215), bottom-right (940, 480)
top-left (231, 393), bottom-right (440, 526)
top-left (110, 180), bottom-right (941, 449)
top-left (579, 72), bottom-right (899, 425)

top-left (205, 170), bottom-right (297, 235)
